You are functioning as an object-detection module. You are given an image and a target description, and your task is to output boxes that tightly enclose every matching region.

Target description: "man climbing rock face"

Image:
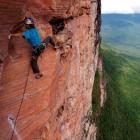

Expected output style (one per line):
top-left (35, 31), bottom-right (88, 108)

top-left (10, 17), bottom-right (57, 79)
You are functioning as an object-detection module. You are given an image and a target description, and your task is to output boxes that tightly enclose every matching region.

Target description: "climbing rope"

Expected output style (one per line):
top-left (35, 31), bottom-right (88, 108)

top-left (10, 62), bottom-right (30, 140)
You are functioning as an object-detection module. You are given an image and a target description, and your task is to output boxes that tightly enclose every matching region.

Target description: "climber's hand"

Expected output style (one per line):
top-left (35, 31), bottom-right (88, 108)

top-left (8, 34), bottom-right (12, 40)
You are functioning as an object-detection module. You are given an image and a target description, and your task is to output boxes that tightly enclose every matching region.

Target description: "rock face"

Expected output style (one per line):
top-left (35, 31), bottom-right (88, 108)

top-left (98, 56), bottom-right (106, 108)
top-left (0, 0), bottom-right (101, 140)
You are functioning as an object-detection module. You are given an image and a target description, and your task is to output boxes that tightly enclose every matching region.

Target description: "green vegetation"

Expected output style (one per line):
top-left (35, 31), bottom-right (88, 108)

top-left (97, 44), bottom-right (140, 140)
top-left (97, 14), bottom-right (140, 140)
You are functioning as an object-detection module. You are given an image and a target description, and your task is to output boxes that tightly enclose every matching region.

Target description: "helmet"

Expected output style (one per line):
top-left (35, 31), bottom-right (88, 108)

top-left (24, 17), bottom-right (34, 25)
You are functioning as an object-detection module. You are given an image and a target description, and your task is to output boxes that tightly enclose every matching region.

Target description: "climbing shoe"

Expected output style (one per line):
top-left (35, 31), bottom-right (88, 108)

top-left (35, 73), bottom-right (43, 79)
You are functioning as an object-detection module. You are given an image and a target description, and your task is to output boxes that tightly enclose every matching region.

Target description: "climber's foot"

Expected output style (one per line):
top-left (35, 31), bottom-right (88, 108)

top-left (35, 73), bottom-right (43, 79)
top-left (54, 45), bottom-right (60, 50)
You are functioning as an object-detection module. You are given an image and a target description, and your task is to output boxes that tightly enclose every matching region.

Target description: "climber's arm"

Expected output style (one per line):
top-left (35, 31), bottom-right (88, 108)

top-left (11, 33), bottom-right (22, 37)
top-left (10, 20), bottom-right (25, 34)
top-left (10, 29), bottom-right (30, 40)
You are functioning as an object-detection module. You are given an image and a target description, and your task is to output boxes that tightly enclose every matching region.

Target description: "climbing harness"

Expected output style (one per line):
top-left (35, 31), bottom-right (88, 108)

top-left (33, 43), bottom-right (46, 56)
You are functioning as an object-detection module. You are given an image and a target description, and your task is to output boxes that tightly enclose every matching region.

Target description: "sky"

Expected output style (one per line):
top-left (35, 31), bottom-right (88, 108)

top-left (102, 0), bottom-right (140, 14)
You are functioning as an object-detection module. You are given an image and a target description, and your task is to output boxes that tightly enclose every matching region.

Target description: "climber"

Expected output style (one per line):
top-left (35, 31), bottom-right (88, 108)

top-left (10, 17), bottom-right (58, 79)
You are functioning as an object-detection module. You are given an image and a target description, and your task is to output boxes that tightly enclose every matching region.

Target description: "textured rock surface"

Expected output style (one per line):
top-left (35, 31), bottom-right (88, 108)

top-left (98, 56), bottom-right (106, 108)
top-left (0, 0), bottom-right (101, 140)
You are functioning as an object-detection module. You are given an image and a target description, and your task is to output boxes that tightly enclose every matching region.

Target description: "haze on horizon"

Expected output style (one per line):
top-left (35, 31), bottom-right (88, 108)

top-left (102, 0), bottom-right (140, 14)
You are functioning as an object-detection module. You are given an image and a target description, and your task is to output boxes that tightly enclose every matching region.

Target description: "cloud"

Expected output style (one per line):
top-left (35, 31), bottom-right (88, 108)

top-left (132, 6), bottom-right (140, 13)
top-left (102, 0), bottom-right (140, 13)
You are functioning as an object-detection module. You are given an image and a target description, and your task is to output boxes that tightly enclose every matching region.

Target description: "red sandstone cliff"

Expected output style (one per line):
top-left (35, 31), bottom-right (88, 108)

top-left (0, 0), bottom-right (101, 140)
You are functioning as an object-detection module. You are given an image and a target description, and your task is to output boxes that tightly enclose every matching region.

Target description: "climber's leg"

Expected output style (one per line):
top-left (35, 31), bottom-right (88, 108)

top-left (31, 52), bottom-right (43, 79)
top-left (43, 36), bottom-right (55, 48)
top-left (31, 56), bottom-right (39, 73)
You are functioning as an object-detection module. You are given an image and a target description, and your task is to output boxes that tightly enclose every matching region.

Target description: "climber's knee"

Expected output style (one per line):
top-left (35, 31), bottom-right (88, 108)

top-left (46, 36), bottom-right (52, 40)
top-left (44, 36), bottom-right (55, 47)
top-left (44, 36), bottom-right (51, 44)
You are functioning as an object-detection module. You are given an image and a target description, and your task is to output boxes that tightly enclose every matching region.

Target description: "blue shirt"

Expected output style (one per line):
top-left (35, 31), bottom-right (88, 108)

top-left (22, 28), bottom-right (42, 48)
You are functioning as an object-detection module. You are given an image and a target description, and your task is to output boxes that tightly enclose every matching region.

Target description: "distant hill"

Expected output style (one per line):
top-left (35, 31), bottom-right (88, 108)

top-left (101, 14), bottom-right (140, 57)
top-left (97, 45), bottom-right (140, 140)
top-left (97, 14), bottom-right (140, 140)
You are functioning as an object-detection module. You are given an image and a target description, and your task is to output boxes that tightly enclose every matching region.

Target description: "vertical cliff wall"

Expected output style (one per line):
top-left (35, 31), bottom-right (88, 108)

top-left (0, 0), bottom-right (101, 140)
